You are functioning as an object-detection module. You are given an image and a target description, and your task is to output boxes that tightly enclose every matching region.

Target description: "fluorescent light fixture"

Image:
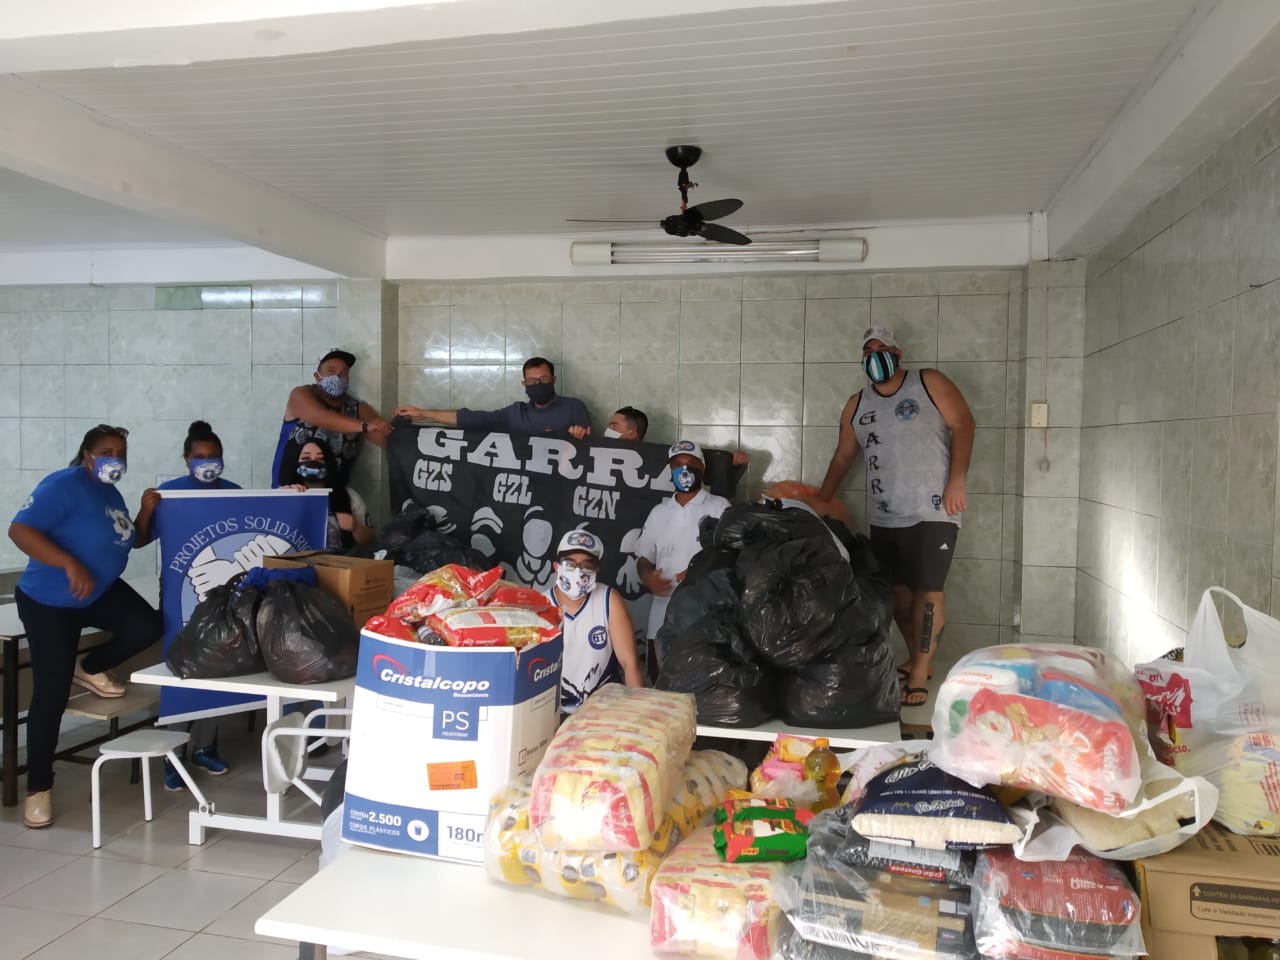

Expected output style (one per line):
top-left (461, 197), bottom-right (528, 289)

top-left (570, 238), bottom-right (867, 266)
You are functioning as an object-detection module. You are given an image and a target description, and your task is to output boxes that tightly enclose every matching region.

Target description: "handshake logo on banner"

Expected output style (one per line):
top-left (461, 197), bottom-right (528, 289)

top-left (186, 534), bottom-right (292, 602)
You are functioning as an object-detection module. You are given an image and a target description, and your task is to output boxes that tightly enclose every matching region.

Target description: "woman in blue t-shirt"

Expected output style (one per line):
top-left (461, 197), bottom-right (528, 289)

top-left (8, 424), bottom-right (162, 830)
top-left (134, 420), bottom-right (241, 788)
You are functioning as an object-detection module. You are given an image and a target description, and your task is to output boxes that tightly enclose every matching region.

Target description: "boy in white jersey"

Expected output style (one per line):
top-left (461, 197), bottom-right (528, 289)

top-left (817, 326), bottom-right (975, 708)
top-left (549, 529), bottom-right (644, 714)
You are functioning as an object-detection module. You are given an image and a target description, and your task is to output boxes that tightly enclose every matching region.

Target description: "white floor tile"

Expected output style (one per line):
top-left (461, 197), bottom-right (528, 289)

top-left (273, 852), bottom-right (319, 884)
top-left (201, 880), bottom-right (300, 944)
top-left (2, 856), bottom-right (167, 915)
top-left (184, 836), bottom-right (317, 880)
top-left (92, 817), bottom-right (208, 868)
top-left (0, 845), bottom-right (78, 899)
top-left (0, 904), bottom-right (84, 960)
top-left (2, 802), bottom-right (147, 855)
top-left (162, 933), bottom-right (299, 960)
top-left (99, 868), bottom-right (264, 931)
top-left (26, 918), bottom-right (190, 960)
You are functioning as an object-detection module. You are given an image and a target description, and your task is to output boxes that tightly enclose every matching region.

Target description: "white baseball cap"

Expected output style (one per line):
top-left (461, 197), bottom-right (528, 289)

top-left (556, 529), bottom-right (604, 561)
top-left (667, 439), bottom-right (706, 464)
top-left (860, 326), bottom-right (899, 350)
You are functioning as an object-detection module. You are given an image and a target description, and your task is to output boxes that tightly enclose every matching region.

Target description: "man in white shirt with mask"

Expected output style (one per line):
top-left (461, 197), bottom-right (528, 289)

top-left (631, 440), bottom-right (731, 681)
top-left (549, 529), bottom-right (643, 714)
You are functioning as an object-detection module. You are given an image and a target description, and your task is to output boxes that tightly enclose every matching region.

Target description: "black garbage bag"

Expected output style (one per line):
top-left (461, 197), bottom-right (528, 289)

top-left (374, 506), bottom-right (438, 559)
top-left (256, 579), bottom-right (360, 684)
top-left (655, 619), bottom-right (776, 727)
top-left (164, 576), bottom-right (264, 679)
top-left (402, 528), bottom-right (489, 574)
top-left (713, 501), bottom-right (807, 552)
top-left (777, 630), bottom-right (899, 728)
top-left (657, 562), bottom-right (739, 641)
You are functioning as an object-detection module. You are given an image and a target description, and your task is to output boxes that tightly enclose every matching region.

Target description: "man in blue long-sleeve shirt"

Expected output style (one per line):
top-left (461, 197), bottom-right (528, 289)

top-left (395, 357), bottom-right (592, 438)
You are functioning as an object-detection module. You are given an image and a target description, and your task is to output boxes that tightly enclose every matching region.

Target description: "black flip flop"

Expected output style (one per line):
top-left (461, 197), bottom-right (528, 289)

top-left (900, 686), bottom-right (929, 708)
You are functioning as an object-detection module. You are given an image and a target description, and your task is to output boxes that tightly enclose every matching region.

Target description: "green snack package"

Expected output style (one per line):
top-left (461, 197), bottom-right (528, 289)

top-left (713, 793), bottom-right (814, 863)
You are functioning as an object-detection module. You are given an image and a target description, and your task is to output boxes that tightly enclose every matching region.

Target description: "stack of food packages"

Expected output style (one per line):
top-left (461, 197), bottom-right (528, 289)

top-left (364, 563), bottom-right (561, 648)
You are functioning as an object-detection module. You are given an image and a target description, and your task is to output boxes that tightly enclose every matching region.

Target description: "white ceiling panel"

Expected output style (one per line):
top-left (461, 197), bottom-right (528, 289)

top-left (16, 0), bottom-right (1201, 237)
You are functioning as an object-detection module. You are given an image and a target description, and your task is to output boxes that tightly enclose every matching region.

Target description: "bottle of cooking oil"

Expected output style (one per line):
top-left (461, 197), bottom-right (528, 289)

top-left (802, 738), bottom-right (841, 813)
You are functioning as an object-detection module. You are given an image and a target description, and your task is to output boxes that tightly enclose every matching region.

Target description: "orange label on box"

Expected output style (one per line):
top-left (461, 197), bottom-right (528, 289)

top-left (427, 760), bottom-right (478, 791)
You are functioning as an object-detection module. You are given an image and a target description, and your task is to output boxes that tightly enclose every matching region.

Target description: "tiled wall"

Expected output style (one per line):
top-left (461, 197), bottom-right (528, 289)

top-left (1078, 92), bottom-right (1280, 664)
top-left (397, 271), bottom-right (1027, 650)
top-left (0, 279), bottom-right (389, 576)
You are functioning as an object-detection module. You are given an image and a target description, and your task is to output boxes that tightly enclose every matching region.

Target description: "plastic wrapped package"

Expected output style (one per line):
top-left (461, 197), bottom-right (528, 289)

top-left (806, 808), bottom-right (976, 887)
top-left (384, 564), bottom-right (503, 624)
top-left (531, 686), bottom-right (698, 851)
top-left (164, 575), bottom-right (263, 679)
top-left (971, 849), bottom-right (1144, 959)
top-left (427, 604), bottom-right (561, 649)
top-left (1212, 733), bottom-right (1280, 835)
top-left (484, 750), bottom-right (747, 913)
top-left (775, 923), bottom-right (871, 960)
top-left (255, 579), bottom-right (360, 684)
top-left (930, 644), bottom-right (1146, 812)
top-left (650, 826), bottom-right (783, 960)
top-left (779, 815), bottom-right (976, 960)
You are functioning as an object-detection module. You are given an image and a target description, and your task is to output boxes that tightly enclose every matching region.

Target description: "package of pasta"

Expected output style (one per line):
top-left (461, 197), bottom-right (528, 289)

top-left (931, 644), bottom-right (1145, 812)
top-left (384, 564), bottom-right (502, 624)
top-left (972, 849), bottom-right (1144, 959)
top-left (428, 604), bottom-right (561, 649)
top-left (484, 751), bottom-right (747, 914)
top-left (778, 821), bottom-right (977, 960)
top-left (713, 793), bottom-right (814, 863)
top-left (531, 685), bottom-right (698, 851)
top-left (651, 826), bottom-right (783, 960)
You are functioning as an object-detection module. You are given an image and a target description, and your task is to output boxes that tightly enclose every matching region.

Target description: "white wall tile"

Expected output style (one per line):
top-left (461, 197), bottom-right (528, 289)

top-left (680, 300), bottom-right (741, 363)
top-left (802, 364), bottom-right (859, 426)
top-left (399, 304), bottom-right (452, 363)
top-left (955, 492), bottom-right (1003, 560)
top-left (619, 364), bottom-right (679, 426)
top-left (1227, 413), bottom-right (1278, 546)
top-left (873, 297), bottom-right (938, 363)
top-left (1021, 497), bottom-right (1078, 567)
top-left (620, 302), bottom-right (679, 363)
top-left (938, 295), bottom-right (1008, 361)
top-left (741, 300), bottom-right (804, 363)
top-left (618, 279), bottom-right (681, 303)
top-left (679, 364), bottom-right (740, 425)
top-left (806, 274), bottom-right (870, 299)
top-left (1021, 566), bottom-right (1076, 636)
top-left (871, 272), bottom-right (938, 297)
top-left (935, 361), bottom-right (1006, 427)
top-left (738, 425), bottom-right (803, 486)
top-left (1232, 282), bottom-right (1280, 416)
top-left (449, 304), bottom-right (506, 362)
top-left (681, 278), bottom-right (741, 302)
top-left (563, 302), bottom-right (621, 364)
top-left (739, 363), bottom-right (803, 426)
top-left (804, 299), bottom-right (870, 363)
top-left (251, 309), bottom-right (304, 365)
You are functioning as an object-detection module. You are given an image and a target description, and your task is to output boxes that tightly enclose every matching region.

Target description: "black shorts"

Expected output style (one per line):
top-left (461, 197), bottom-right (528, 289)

top-left (869, 522), bottom-right (958, 592)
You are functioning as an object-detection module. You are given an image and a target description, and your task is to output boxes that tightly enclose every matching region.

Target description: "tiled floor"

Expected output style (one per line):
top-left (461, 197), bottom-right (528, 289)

top-left (0, 719), bottom-right (328, 960)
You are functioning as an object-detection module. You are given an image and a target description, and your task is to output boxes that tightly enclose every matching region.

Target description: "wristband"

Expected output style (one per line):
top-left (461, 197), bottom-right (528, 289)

top-left (361, 420), bottom-right (369, 433)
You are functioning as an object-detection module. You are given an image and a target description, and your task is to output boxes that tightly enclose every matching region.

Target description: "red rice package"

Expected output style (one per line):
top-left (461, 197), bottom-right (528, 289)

top-left (972, 849), bottom-right (1144, 960)
top-left (384, 564), bottom-right (502, 624)
top-left (428, 604), bottom-right (561, 649)
top-left (487, 582), bottom-right (555, 612)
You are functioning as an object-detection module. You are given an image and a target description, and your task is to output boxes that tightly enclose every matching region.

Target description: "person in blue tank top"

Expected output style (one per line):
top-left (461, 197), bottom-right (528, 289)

top-left (817, 326), bottom-right (975, 709)
top-left (134, 420), bottom-right (241, 788)
top-left (8, 424), bottom-right (162, 830)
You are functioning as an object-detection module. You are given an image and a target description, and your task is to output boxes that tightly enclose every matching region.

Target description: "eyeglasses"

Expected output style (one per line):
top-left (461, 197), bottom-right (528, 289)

top-left (522, 375), bottom-right (554, 386)
top-left (559, 559), bottom-right (599, 573)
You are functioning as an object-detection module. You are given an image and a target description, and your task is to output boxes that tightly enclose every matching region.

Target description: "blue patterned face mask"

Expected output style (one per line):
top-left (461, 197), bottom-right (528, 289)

top-left (93, 456), bottom-right (127, 485)
top-left (863, 349), bottom-right (898, 384)
top-left (671, 465), bottom-right (701, 493)
top-left (189, 458), bottom-right (223, 483)
top-left (296, 461), bottom-right (328, 482)
top-left (317, 374), bottom-right (347, 398)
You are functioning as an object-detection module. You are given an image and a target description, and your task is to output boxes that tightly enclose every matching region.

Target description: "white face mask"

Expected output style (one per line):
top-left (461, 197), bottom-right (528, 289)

top-left (603, 428), bottom-right (623, 439)
top-left (556, 562), bottom-right (597, 600)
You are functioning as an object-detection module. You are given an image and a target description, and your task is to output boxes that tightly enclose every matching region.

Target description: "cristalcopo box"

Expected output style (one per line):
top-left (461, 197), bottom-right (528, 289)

top-left (342, 627), bottom-right (561, 864)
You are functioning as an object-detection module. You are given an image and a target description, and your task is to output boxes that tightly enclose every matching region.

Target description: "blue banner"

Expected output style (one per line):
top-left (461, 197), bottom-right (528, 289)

top-left (156, 489), bottom-right (329, 724)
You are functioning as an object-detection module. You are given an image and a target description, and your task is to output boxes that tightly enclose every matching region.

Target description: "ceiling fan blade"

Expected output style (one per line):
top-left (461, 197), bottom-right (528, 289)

top-left (687, 198), bottom-right (743, 222)
top-left (566, 218), bottom-right (658, 224)
top-left (698, 222), bottom-right (752, 245)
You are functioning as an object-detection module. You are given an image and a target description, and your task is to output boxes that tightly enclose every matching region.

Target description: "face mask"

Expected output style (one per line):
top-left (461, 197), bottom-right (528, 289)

top-left (296, 461), bottom-right (328, 482)
top-left (317, 374), bottom-right (347, 398)
top-left (556, 563), bottom-right (597, 600)
top-left (863, 349), bottom-right (898, 384)
top-left (525, 382), bottom-right (555, 405)
top-left (189, 458), bottom-right (224, 483)
top-left (93, 456), bottom-right (127, 485)
top-left (603, 428), bottom-right (623, 440)
top-left (671, 465), bottom-right (701, 493)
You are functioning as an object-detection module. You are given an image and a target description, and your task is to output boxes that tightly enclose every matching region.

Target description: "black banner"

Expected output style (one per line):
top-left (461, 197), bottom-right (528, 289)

top-left (386, 427), bottom-right (743, 600)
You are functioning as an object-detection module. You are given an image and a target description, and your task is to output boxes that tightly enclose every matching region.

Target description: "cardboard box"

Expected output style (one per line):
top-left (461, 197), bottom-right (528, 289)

top-left (341, 627), bottom-right (562, 863)
top-left (263, 551), bottom-right (393, 626)
top-left (1136, 822), bottom-right (1280, 953)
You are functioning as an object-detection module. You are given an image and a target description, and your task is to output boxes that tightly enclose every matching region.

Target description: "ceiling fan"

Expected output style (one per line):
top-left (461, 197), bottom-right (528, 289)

top-left (567, 145), bottom-right (752, 245)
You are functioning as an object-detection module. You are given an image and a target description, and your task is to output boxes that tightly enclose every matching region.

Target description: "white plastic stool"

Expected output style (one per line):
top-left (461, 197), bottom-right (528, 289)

top-left (90, 729), bottom-right (207, 848)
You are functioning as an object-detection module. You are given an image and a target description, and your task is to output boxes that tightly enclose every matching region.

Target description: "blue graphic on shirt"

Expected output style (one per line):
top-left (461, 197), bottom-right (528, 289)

top-left (895, 398), bottom-right (920, 421)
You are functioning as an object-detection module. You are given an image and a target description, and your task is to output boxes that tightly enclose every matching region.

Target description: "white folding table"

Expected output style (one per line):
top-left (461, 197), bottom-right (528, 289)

top-left (256, 846), bottom-right (651, 960)
top-left (131, 664), bottom-right (354, 843)
top-left (695, 717), bottom-right (901, 750)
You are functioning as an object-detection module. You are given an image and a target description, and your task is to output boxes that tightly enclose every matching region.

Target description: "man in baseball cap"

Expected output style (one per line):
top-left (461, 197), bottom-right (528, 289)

top-left (551, 529), bottom-right (643, 713)
top-left (629, 439), bottom-right (731, 681)
top-left (271, 347), bottom-right (392, 488)
top-left (817, 321), bottom-right (975, 709)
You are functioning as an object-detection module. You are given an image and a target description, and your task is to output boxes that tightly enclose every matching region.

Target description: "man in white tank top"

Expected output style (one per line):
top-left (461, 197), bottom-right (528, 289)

top-left (548, 529), bottom-right (644, 714)
top-left (816, 326), bottom-right (975, 708)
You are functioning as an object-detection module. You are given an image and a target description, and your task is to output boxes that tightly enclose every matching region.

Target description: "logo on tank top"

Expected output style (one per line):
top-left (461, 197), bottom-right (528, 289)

top-left (931, 495), bottom-right (944, 511)
top-left (895, 399), bottom-right (919, 421)
top-left (588, 625), bottom-right (609, 650)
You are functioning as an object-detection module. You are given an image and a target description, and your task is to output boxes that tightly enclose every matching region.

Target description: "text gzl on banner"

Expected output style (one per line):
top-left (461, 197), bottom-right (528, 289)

top-left (386, 428), bottom-right (742, 600)
top-left (156, 489), bottom-right (329, 724)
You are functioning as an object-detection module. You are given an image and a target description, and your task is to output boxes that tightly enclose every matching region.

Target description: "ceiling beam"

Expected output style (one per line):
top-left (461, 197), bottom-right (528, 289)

top-left (1047, 0), bottom-right (1280, 257)
top-left (0, 0), bottom-right (836, 73)
top-left (0, 77), bottom-right (385, 277)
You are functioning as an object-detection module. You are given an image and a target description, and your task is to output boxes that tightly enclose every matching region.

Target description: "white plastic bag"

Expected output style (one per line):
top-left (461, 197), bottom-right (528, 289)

top-left (1135, 587), bottom-right (1280, 835)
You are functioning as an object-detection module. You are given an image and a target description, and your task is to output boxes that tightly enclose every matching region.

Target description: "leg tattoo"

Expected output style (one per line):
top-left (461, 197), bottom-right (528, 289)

top-left (921, 601), bottom-right (935, 654)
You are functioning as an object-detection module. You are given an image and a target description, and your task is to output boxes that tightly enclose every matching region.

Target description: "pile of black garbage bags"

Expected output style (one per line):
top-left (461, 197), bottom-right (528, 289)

top-left (374, 507), bottom-right (489, 574)
top-left (655, 501), bottom-right (900, 729)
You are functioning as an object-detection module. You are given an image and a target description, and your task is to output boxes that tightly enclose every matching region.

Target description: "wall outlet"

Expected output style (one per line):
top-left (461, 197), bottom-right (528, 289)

top-left (1029, 402), bottom-right (1049, 428)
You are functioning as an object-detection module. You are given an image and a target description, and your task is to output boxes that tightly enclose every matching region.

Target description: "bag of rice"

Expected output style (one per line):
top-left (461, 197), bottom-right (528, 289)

top-left (428, 604), bottom-right (561, 649)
